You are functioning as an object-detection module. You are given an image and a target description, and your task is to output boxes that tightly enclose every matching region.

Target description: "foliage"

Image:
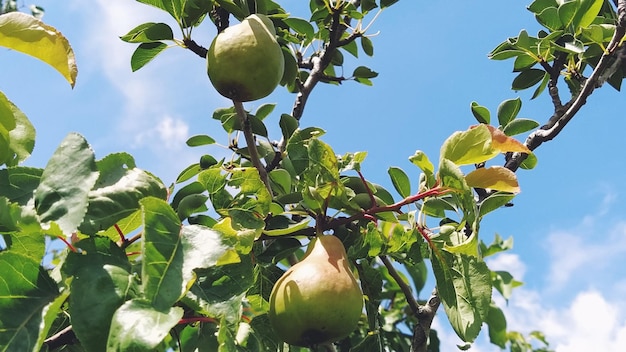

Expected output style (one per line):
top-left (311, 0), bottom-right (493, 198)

top-left (1, 0), bottom-right (624, 351)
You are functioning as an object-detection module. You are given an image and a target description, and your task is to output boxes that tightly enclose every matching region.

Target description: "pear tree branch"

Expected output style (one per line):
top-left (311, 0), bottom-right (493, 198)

top-left (504, 3), bottom-right (626, 172)
top-left (233, 100), bottom-right (272, 193)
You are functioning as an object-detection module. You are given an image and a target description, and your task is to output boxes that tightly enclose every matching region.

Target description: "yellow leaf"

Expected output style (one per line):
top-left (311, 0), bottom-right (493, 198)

top-left (0, 12), bottom-right (77, 87)
top-left (465, 166), bottom-right (520, 193)
top-left (482, 124), bottom-right (531, 154)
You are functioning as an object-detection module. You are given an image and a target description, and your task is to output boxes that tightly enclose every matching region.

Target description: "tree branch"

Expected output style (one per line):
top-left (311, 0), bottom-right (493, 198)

top-left (43, 325), bottom-right (77, 350)
top-left (505, 5), bottom-right (626, 172)
top-left (233, 101), bottom-right (272, 193)
top-left (380, 255), bottom-right (420, 315)
top-left (183, 38), bottom-right (208, 59)
top-left (410, 289), bottom-right (440, 352)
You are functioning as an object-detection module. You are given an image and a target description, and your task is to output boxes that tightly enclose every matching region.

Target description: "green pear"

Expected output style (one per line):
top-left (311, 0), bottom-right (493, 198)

top-left (206, 14), bottom-right (284, 102)
top-left (268, 235), bottom-right (363, 347)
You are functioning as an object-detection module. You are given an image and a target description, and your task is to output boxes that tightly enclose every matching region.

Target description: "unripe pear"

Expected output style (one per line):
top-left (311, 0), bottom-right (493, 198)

top-left (206, 14), bottom-right (284, 102)
top-left (268, 235), bottom-right (363, 347)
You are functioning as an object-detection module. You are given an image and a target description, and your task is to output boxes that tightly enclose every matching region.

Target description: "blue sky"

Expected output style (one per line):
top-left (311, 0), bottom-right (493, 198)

top-left (2, 0), bottom-right (626, 350)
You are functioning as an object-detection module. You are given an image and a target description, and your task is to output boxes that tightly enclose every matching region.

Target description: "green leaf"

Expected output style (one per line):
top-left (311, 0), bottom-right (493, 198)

top-left (440, 125), bottom-right (497, 166)
top-left (528, 0), bottom-right (558, 15)
top-left (497, 98), bottom-right (522, 127)
top-left (283, 17), bottom-right (314, 38)
top-left (492, 270), bottom-right (523, 301)
top-left (183, 256), bottom-right (254, 324)
top-left (502, 118), bottom-right (540, 136)
top-left (141, 197), bottom-right (185, 311)
top-left (215, 0), bottom-right (248, 20)
top-left (470, 102), bottom-right (490, 124)
top-left (268, 169), bottom-right (292, 195)
top-left (558, 0), bottom-right (578, 28)
top-left (79, 152), bottom-right (167, 235)
top-left (254, 103), bottom-right (276, 121)
top-left (480, 234), bottom-right (514, 258)
top-left (388, 167), bottom-right (411, 198)
top-left (180, 0), bottom-right (213, 27)
top-left (131, 42), bottom-right (169, 72)
top-left (0, 12), bottom-right (77, 87)
top-left (381, 0), bottom-right (399, 8)
top-left (0, 91), bottom-right (35, 167)
top-left (176, 193), bottom-right (208, 220)
top-left (107, 299), bottom-right (184, 351)
top-left (120, 22), bottom-right (173, 43)
top-left (0, 166), bottom-right (42, 205)
top-left (478, 192), bottom-right (515, 218)
top-left (228, 167), bottom-right (272, 216)
top-left (181, 224), bottom-right (241, 271)
top-left (285, 127), bottom-right (325, 175)
top-left (186, 134), bottom-right (215, 147)
top-left (519, 152), bottom-right (538, 170)
top-left (176, 163), bottom-right (202, 183)
top-left (352, 66), bottom-right (378, 79)
top-left (263, 217), bottom-right (311, 236)
top-left (536, 6), bottom-right (562, 31)
top-left (0, 252), bottom-right (60, 352)
top-left (63, 236), bottom-right (138, 352)
top-left (279, 114), bottom-right (299, 141)
top-left (361, 36), bottom-right (374, 56)
top-left (431, 252), bottom-right (491, 342)
top-left (531, 71), bottom-right (550, 99)
top-left (512, 69), bottom-right (546, 90)
top-left (572, 0), bottom-right (603, 29)
top-left (35, 133), bottom-right (99, 235)
top-left (486, 303), bottom-right (507, 348)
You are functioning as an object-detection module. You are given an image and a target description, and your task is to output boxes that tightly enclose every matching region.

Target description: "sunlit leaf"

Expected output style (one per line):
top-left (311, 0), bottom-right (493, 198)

top-left (482, 125), bottom-right (531, 154)
top-left (572, 0), bottom-right (603, 29)
top-left (465, 166), bottom-right (520, 194)
top-left (0, 91), bottom-right (35, 167)
top-left (431, 251), bottom-right (491, 343)
top-left (63, 236), bottom-right (138, 351)
top-left (35, 133), bottom-right (99, 235)
top-left (107, 299), bottom-right (184, 351)
top-left (0, 12), bottom-right (77, 87)
top-left (80, 152), bottom-right (167, 235)
top-left (0, 252), bottom-right (60, 351)
top-left (440, 125), bottom-right (497, 165)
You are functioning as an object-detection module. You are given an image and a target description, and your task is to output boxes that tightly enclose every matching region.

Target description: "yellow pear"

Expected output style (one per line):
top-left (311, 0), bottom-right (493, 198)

top-left (268, 235), bottom-right (363, 347)
top-left (206, 14), bottom-right (284, 102)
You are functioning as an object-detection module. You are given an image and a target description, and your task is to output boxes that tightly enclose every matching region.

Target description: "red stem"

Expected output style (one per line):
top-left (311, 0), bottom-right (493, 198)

top-left (57, 235), bottom-right (77, 253)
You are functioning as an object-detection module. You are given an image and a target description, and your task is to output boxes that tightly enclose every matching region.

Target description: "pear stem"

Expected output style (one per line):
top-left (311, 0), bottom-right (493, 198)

top-left (233, 100), bottom-right (272, 194)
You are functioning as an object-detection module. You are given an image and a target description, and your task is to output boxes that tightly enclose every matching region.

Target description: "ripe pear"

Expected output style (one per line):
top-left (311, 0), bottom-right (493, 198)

top-left (268, 235), bottom-right (363, 347)
top-left (206, 14), bottom-right (285, 102)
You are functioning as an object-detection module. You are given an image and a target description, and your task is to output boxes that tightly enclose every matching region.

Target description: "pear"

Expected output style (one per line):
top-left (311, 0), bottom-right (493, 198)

top-left (268, 235), bottom-right (363, 347)
top-left (206, 14), bottom-right (285, 102)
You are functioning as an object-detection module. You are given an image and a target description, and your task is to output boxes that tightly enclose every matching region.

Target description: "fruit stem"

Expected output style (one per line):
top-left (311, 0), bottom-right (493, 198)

top-left (233, 100), bottom-right (272, 194)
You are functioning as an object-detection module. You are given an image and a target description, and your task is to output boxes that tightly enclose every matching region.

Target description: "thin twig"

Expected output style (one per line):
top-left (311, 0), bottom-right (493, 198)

top-left (380, 255), bottom-right (420, 315)
top-left (233, 100), bottom-right (272, 193)
top-left (43, 325), bottom-right (77, 349)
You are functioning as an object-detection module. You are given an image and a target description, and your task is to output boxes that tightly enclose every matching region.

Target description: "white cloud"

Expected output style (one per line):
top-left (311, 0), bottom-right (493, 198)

top-left (486, 252), bottom-right (526, 281)
top-left (133, 115), bottom-right (189, 150)
top-left (545, 220), bottom-right (626, 292)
